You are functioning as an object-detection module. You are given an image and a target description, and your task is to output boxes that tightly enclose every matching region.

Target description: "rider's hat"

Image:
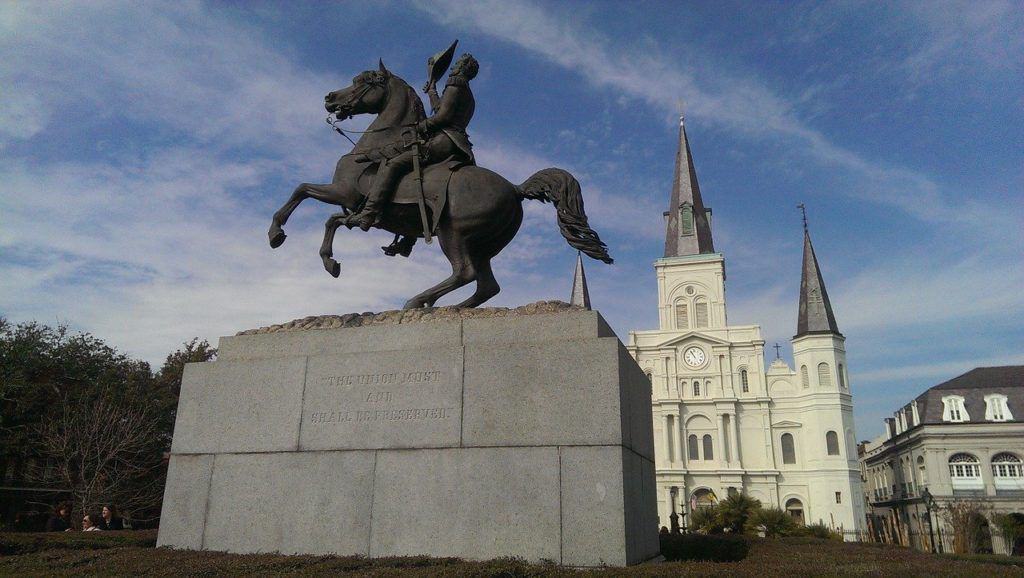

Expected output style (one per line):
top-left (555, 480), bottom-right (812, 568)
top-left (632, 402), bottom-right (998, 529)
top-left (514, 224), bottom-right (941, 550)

top-left (427, 40), bottom-right (459, 87)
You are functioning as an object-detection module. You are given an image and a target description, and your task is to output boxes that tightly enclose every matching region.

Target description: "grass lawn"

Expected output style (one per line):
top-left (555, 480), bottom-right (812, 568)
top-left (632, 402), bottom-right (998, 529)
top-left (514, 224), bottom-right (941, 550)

top-left (1, 530), bottom-right (1023, 576)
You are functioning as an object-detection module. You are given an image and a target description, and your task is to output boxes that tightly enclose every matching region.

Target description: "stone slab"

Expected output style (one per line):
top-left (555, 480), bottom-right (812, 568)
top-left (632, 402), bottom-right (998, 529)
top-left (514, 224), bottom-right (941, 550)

top-left (461, 310), bottom-right (613, 345)
top-left (170, 357), bottom-right (306, 454)
top-left (217, 320), bottom-right (462, 361)
top-left (560, 446), bottom-right (627, 566)
top-left (156, 454), bottom-right (214, 550)
top-left (620, 345), bottom-right (656, 461)
top-left (299, 348), bottom-right (463, 450)
top-left (202, 451), bottom-right (376, 555)
top-left (369, 447), bottom-right (561, 561)
top-left (462, 337), bottom-right (625, 448)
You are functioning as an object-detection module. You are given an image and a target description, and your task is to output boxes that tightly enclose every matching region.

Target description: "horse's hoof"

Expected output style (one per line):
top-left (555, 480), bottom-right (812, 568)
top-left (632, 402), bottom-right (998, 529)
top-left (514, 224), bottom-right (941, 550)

top-left (269, 228), bottom-right (286, 249)
top-left (324, 258), bottom-right (341, 278)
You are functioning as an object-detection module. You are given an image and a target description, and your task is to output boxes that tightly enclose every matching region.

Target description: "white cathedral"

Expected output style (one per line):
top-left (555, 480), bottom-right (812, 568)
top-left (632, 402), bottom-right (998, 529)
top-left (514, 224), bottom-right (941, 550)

top-left (626, 118), bottom-right (865, 537)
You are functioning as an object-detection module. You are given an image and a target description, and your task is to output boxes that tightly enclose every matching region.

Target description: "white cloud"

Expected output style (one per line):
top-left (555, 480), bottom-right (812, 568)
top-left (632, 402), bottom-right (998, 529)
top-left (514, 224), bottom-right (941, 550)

top-left (412, 0), bottom-right (1019, 237)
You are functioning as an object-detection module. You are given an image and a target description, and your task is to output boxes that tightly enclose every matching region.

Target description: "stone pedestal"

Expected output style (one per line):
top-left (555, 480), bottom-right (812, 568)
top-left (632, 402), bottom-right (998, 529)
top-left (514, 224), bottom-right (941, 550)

top-left (157, 307), bottom-right (659, 566)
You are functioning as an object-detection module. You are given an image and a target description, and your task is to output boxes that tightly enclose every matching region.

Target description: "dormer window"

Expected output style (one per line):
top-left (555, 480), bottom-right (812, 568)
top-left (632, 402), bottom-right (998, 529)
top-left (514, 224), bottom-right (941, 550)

top-left (941, 395), bottom-right (969, 422)
top-left (984, 394), bottom-right (1013, 422)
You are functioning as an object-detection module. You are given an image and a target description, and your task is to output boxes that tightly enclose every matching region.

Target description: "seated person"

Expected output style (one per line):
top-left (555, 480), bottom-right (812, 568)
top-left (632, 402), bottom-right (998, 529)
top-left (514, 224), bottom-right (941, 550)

top-left (101, 504), bottom-right (124, 530)
top-left (81, 514), bottom-right (102, 531)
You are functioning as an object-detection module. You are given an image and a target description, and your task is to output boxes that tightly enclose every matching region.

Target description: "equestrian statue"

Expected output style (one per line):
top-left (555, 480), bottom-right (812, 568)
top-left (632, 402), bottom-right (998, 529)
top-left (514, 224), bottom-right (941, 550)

top-left (267, 41), bottom-right (613, 309)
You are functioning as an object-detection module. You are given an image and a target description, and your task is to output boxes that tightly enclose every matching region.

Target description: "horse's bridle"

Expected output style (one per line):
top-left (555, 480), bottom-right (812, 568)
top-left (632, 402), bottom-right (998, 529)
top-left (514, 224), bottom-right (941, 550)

top-left (325, 75), bottom-right (394, 146)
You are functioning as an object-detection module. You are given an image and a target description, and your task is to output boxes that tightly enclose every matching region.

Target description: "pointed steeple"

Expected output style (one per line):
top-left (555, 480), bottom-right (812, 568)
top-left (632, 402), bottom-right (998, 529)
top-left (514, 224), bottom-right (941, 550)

top-left (570, 252), bottom-right (592, 310)
top-left (664, 115), bottom-right (715, 257)
top-left (796, 205), bottom-right (841, 337)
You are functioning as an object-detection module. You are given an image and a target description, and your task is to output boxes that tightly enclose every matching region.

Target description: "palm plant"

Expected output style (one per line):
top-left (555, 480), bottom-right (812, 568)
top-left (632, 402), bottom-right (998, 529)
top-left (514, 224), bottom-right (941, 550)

top-left (747, 507), bottom-right (798, 538)
top-left (718, 493), bottom-right (762, 534)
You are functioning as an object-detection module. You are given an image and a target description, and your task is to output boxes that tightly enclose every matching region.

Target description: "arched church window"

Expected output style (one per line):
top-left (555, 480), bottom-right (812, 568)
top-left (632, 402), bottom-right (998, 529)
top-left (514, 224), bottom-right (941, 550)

top-left (688, 435), bottom-right (699, 460)
top-left (917, 455), bottom-right (927, 487)
top-left (740, 369), bottom-right (749, 393)
top-left (694, 298), bottom-right (709, 328)
top-left (693, 381), bottom-right (700, 397)
top-left (674, 301), bottom-right (689, 329)
top-left (817, 362), bottom-right (832, 387)
top-left (826, 431), bottom-right (840, 456)
top-left (800, 366), bottom-right (809, 389)
top-left (838, 363), bottom-right (847, 389)
top-left (781, 433), bottom-right (796, 465)
top-left (702, 434), bottom-right (714, 461)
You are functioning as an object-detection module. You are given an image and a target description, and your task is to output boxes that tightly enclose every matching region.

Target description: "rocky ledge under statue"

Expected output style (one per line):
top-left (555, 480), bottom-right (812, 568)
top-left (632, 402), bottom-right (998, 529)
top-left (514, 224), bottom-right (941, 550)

top-left (266, 42), bottom-right (612, 310)
top-left (238, 300), bottom-right (581, 335)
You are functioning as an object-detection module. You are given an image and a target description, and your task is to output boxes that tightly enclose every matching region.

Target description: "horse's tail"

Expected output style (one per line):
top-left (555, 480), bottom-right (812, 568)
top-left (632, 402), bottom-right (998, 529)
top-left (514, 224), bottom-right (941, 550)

top-left (516, 168), bottom-right (613, 264)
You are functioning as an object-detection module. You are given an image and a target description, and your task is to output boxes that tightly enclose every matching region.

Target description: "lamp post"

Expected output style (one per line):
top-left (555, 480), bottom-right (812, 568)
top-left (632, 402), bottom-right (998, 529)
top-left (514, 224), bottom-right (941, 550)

top-left (922, 488), bottom-right (942, 554)
top-left (669, 487), bottom-right (680, 534)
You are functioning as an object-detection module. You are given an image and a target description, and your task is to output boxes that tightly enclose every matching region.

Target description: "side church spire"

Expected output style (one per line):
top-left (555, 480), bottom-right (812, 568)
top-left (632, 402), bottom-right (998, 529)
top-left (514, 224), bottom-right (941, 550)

top-left (795, 204), bottom-right (841, 337)
top-left (664, 116), bottom-right (715, 257)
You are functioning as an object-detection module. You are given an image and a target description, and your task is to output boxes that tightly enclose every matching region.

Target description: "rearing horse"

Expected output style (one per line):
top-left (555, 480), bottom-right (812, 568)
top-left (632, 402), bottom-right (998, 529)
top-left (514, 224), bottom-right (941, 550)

top-left (268, 61), bottom-right (612, 309)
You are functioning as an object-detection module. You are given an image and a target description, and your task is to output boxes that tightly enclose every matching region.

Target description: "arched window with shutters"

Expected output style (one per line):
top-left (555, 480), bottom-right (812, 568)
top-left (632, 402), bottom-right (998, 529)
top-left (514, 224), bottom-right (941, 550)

top-left (674, 300), bottom-right (689, 329)
top-left (992, 453), bottom-right (1024, 490)
top-left (800, 366), bottom-right (809, 388)
top-left (817, 362), bottom-right (832, 387)
top-left (740, 369), bottom-right (749, 393)
top-left (838, 363), bottom-right (847, 389)
top-left (688, 435), bottom-right (700, 461)
top-left (949, 453), bottom-right (983, 490)
top-left (781, 433), bottom-right (796, 465)
top-left (702, 434), bottom-right (714, 460)
top-left (917, 456), bottom-right (927, 487)
top-left (693, 297), bottom-right (709, 328)
top-left (692, 380), bottom-right (700, 397)
top-left (826, 431), bottom-right (840, 456)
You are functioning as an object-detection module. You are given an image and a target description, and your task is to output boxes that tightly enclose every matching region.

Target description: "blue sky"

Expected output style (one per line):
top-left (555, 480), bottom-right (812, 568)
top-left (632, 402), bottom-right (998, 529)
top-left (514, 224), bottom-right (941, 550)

top-left (2, 1), bottom-right (1022, 438)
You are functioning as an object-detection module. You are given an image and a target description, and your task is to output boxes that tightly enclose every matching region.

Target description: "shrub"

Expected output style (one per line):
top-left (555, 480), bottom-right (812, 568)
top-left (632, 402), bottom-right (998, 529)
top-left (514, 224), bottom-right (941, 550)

top-left (797, 522), bottom-right (843, 540)
top-left (660, 533), bottom-right (750, 562)
top-left (747, 507), bottom-right (798, 538)
top-left (0, 530), bottom-right (157, 555)
top-left (688, 505), bottom-right (724, 534)
top-left (990, 513), bottom-right (1024, 556)
top-left (717, 493), bottom-right (762, 534)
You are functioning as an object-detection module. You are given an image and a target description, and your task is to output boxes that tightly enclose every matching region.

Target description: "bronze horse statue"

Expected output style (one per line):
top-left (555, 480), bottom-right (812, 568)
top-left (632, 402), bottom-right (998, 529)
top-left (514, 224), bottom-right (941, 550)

top-left (267, 61), bottom-right (612, 309)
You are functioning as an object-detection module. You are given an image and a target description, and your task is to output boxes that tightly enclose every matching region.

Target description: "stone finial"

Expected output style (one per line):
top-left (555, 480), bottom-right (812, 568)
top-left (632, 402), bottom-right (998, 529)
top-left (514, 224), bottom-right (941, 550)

top-left (570, 252), bottom-right (592, 310)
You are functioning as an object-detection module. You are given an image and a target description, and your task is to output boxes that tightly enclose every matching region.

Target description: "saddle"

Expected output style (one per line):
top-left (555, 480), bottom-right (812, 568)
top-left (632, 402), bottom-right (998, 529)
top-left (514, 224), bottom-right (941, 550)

top-left (359, 156), bottom-right (469, 234)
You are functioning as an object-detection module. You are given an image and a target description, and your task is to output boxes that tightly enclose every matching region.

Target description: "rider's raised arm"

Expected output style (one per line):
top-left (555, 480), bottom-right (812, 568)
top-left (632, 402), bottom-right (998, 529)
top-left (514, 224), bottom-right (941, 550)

top-left (426, 85), bottom-right (442, 113)
top-left (423, 85), bottom-right (463, 132)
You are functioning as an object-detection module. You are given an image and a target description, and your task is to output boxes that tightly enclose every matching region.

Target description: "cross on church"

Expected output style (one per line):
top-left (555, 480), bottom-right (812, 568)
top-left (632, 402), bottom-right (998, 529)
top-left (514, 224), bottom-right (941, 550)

top-left (797, 203), bottom-right (808, 233)
top-left (774, 343), bottom-right (782, 359)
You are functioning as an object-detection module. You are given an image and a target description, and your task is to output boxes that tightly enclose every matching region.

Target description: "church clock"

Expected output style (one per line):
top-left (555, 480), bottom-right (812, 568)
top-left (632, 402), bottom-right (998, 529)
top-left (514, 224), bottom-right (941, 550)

top-left (683, 346), bottom-right (706, 368)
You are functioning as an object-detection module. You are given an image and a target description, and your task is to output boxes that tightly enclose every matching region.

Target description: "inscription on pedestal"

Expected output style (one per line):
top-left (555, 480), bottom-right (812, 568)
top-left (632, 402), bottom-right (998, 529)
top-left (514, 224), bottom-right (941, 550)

top-left (299, 349), bottom-right (463, 450)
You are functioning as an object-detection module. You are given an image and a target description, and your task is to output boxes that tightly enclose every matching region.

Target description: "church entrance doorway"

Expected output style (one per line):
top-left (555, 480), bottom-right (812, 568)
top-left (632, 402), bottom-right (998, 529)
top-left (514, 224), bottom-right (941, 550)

top-left (786, 498), bottom-right (805, 525)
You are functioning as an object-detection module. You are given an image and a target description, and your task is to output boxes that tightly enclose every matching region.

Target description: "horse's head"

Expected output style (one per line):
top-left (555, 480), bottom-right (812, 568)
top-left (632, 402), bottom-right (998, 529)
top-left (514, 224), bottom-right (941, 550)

top-left (325, 60), bottom-right (392, 119)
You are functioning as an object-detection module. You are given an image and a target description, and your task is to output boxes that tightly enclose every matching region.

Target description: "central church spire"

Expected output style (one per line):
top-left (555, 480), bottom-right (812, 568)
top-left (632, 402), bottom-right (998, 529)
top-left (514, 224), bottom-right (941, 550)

top-left (664, 116), bottom-right (715, 257)
top-left (795, 206), bottom-right (841, 337)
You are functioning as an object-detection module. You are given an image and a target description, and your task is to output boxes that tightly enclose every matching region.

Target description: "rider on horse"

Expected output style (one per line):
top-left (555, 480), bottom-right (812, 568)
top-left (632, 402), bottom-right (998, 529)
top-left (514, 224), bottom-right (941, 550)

top-left (345, 52), bottom-right (479, 243)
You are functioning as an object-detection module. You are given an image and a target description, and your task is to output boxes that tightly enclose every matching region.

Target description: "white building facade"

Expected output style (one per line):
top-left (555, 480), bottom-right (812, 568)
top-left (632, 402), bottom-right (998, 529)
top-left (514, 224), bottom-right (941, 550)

top-left (627, 118), bottom-right (865, 538)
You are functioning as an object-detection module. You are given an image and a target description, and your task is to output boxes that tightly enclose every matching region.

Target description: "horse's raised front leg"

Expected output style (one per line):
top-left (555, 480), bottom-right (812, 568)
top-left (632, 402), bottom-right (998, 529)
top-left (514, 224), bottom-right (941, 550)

top-left (319, 210), bottom-right (349, 277)
top-left (269, 182), bottom-right (343, 249)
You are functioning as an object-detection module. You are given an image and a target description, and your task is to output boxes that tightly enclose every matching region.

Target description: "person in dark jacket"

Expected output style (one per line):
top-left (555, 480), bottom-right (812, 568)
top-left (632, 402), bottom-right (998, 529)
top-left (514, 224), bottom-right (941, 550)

top-left (45, 502), bottom-right (72, 532)
top-left (101, 504), bottom-right (124, 530)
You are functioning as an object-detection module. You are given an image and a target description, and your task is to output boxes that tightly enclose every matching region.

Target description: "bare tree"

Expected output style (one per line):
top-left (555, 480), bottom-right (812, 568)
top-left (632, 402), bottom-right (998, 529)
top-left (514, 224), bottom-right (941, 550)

top-left (29, 392), bottom-right (166, 522)
top-left (941, 500), bottom-right (993, 554)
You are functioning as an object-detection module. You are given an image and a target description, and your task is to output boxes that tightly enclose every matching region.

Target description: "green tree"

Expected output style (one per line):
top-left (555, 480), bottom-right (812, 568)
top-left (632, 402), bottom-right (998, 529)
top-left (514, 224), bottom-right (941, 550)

top-left (689, 505), bottom-right (724, 534)
top-left (718, 493), bottom-right (762, 534)
top-left (991, 513), bottom-right (1024, 556)
top-left (1, 319), bottom-right (215, 523)
top-left (747, 507), bottom-right (798, 538)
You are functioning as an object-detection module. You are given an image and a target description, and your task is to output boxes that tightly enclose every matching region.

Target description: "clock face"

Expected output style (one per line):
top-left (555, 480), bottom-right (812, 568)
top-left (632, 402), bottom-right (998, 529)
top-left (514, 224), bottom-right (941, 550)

top-left (683, 346), bottom-right (706, 368)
